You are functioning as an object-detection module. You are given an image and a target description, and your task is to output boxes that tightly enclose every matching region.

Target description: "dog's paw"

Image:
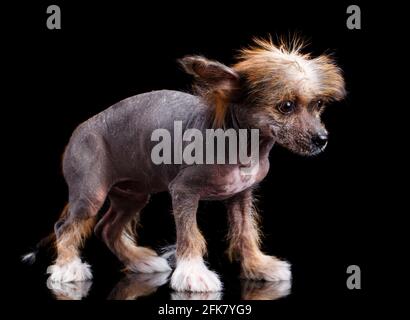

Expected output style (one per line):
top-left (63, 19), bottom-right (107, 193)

top-left (47, 258), bottom-right (93, 283)
top-left (171, 258), bottom-right (222, 292)
top-left (128, 255), bottom-right (172, 273)
top-left (242, 255), bottom-right (291, 282)
top-left (263, 258), bottom-right (291, 281)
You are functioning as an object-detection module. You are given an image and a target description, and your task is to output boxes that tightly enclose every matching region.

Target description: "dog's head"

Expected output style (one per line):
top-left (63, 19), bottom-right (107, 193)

top-left (179, 37), bottom-right (346, 156)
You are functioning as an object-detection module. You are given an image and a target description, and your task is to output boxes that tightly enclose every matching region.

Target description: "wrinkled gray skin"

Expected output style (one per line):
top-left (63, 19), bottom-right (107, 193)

top-left (63, 90), bottom-right (272, 210)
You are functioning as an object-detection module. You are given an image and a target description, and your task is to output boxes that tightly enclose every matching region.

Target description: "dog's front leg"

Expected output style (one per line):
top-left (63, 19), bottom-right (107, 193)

top-left (225, 189), bottom-right (291, 282)
top-left (169, 185), bottom-right (222, 292)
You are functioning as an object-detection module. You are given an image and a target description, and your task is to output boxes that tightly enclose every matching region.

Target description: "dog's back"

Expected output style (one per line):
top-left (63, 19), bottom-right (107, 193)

top-left (63, 89), bottom-right (209, 194)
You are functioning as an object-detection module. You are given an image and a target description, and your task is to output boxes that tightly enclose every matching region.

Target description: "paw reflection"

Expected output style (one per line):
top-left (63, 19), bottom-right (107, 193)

top-left (47, 279), bottom-right (92, 300)
top-left (108, 271), bottom-right (171, 300)
top-left (241, 280), bottom-right (291, 300)
top-left (46, 271), bottom-right (291, 300)
top-left (171, 291), bottom-right (222, 300)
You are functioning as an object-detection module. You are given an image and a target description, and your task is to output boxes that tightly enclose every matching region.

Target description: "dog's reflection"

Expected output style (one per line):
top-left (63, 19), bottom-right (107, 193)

top-left (47, 279), bottom-right (92, 300)
top-left (47, 272), bottom-right (291, 300)
top-left (108, 271), bottom-right (171, 300)
top-left (171, 291), bottom-right (222, 300)
top-left (171, 280), bottom-right (291, 300)
top-left (241, 280), bottom-right (291, 300)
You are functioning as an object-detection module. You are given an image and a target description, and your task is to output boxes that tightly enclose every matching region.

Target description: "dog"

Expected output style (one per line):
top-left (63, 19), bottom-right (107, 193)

top-left (23, 37), bottom-right (345, 292)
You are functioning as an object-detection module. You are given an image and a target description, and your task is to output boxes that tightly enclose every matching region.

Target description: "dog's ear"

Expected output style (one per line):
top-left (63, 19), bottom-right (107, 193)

top-left (179, 56), bottom-right (240, 128)
top-left (179, 55), bottom-right (239, 83)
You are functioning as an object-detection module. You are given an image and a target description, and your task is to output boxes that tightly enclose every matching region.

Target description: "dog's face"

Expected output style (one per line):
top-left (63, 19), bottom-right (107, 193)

top-left (234, 39), bottom-right (346, 156)
top-left (265, 96), bottom-right (329, 156)
top-left (179, 38), bottom-right (346, 156)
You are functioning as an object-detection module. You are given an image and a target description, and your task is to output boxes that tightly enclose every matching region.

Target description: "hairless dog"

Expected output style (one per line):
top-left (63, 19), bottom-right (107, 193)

top-left (24, 38), bottom-right (345, 292)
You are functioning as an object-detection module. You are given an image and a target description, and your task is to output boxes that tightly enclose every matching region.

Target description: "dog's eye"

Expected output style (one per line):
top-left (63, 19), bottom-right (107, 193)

top-left (278, 101), bottom-right (295, 114)
top-left (316, 99), bottom-right (324, 111)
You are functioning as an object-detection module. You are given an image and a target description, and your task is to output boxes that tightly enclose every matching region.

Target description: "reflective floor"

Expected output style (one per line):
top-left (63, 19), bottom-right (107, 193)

top-left (46, 271), bottom-right (291, 300)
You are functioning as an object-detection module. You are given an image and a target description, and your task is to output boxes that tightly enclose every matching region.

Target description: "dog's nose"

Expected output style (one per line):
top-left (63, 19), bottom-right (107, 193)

top-left (312, 133), bottom-right (328, 148)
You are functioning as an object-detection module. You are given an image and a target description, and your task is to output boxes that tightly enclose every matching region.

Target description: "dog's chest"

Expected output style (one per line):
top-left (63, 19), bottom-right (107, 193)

top-left (203, 159), bottom-right (269, 200)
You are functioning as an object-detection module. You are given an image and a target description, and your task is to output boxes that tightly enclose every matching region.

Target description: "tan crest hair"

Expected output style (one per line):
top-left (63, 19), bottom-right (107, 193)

top-left (179, 36), bottom-right (345, 127)
top-left (234, 36), bottom-right (346, 103)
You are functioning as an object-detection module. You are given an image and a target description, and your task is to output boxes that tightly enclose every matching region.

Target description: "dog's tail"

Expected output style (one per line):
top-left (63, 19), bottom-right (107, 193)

top-left (21, 204), bottom-right (69, 264)
top-left (21, 233), bottom-right (56, 264)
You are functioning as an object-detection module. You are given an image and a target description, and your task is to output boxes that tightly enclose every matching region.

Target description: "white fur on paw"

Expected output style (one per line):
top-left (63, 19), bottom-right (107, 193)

top-left (128, 256), bottom-right (172, 273)
top-left (47, 258), bottom-right (93, 283)
top-left (266, 258), bottom-right (291, 281)
top-left (255, 256), bottom-right (292, 282)
top-left (171, 258), bottom-right (222, 292)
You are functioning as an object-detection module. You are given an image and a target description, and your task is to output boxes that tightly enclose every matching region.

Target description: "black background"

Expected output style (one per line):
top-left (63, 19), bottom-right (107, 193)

top-left (5, 0), bottom-right (393, 317)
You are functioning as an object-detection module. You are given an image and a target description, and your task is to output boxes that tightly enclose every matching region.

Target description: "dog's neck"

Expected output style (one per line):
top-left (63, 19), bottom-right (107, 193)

top-left (225, 104), bottom-right (275, 158)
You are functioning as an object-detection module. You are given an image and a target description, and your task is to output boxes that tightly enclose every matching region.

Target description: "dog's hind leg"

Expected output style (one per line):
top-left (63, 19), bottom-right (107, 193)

top-left (95, 188), bottom-right (170, 273)
top-left (225, 189), bottom-right (291, 282)
top-left (47, 192), bottom-right (105, 283)
top-left (48, 133), bottom-right (112, 283)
